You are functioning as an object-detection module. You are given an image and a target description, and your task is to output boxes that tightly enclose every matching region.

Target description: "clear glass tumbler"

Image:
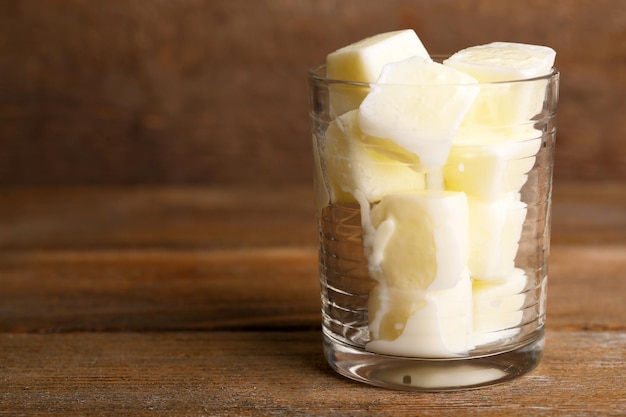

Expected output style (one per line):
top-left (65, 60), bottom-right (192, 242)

top-left (308, 62), bottom-right (559, 391)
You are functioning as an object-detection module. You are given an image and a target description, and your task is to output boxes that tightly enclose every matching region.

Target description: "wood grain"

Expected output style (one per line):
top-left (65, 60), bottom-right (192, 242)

top-left (0, 184), bottom-right (624, 414)
top-left (0, 244), bottom-right (624, 333)
top-left (551, 181), bottom-right (626, 245)
top-left (0, 182), bottom-right (623, 251)
top-left (1, 0), bottom-right (625, 185)
top-left (1, 331), bottom-right (625, 416)
top-left (0, 248), bottom-right (320, 332)
top-left (0, 183), bottom-right (623, 333)
top-left (0, 186), bottom-right (317, 250)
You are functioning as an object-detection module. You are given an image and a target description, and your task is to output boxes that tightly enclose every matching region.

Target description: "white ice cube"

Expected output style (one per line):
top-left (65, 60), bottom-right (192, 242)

top-left (358, 57), bottom-right (479, 170)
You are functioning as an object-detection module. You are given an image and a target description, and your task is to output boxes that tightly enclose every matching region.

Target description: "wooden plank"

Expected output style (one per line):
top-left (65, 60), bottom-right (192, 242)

top-left (0, 185), bottom-right (623, 415)
top-left (1, 330), bottom-right (624, 416)
top-left (0, 182), bottom-right (623, 251)
top-left (1, 1), bottom-right (625, 185)
top-left (0, 183), bottom-right (623, 332)
top-left (0, 186), bottom-right (317, 250)
top-left (551, 181), bottom-right (626, 245)
top-left (0, 248), bottom-right (320, 332)
top-left (548, 245), bottom-right (626, 331)
top-left (0, 245), bottom-right (624, 333)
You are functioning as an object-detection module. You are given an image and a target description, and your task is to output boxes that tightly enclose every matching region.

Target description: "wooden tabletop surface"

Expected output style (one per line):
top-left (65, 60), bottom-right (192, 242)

top-left (1, 181), bottom-right (625, 416)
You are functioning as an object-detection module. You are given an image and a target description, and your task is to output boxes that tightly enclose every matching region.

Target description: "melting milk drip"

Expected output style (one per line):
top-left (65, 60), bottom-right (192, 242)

top-left (323, 30), bottom-right (556, 358)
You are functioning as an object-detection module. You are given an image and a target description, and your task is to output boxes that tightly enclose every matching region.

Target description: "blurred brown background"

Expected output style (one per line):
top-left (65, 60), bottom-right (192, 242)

top-left (1, 0), bottom-right (625, 186)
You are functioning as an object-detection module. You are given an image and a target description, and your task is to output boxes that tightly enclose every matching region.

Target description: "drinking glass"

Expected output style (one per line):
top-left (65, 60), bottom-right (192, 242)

top-left (308, 62), bottom-right (559, 391)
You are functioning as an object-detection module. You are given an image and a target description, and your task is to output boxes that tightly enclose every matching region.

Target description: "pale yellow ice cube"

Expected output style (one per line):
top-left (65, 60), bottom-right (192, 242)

top-left (443, 126), bottom-right (542, 200)
top-left (472, 268), bottom-right (528, 346)
top-left (327, 29), bottom-right (430, 83)
top-left (324, 110), bottom-right (426, 203)
top-left (326, 29), bottom-right (430, 117)
top-left (443, 42), bottom-right (556, 82)
top-left (367, 285), bottom-right (427, 341)
top-left (367, 191), bottom-right (469, 291)
top-left (443, 42), bottom-right (556, 126)
top-left (367, 276), bottom-right (474, 358)
top-left (467, 194), bottom-right (527, 280)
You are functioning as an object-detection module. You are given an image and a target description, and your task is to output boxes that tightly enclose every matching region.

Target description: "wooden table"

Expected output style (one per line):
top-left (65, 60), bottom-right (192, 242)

top-left (1, 182), bottom-right (625, 416)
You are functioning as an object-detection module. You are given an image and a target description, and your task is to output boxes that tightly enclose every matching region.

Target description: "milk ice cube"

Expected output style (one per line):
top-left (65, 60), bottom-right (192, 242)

top-left (327, 29), bottom-right (431, 83)
top-left (326, 29), bottom-right (430, 117)
top-left (367, 275), bottom-right (474, 358)
top-left (324, 110), bottom-right (426, 203)
top-left (367, 191), bottom-right (469, 292)
top-left (443, 126), bottom-right (542, 200)
top-left (467, 194), bottom-right (527, 280)
top-left (358, 57), bottom-right (479, 170)
top-left (443, 42), bottom-right (556, 126)
top-left (443, 42), bottom-right (556, 82)
top-left (367, 284), bottom-right (427, 341)
top-left (472, 268), bottom-right (528, 346)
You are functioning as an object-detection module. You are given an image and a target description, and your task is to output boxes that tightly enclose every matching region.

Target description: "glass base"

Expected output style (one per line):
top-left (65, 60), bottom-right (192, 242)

top-left (323, 328), bottom-right (544, 391)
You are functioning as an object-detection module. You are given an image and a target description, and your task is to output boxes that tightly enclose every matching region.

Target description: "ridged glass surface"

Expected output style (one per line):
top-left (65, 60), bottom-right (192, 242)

top-left (309, 63), bottom-right (559, 389)
top-left (316, 128), bottom-right (555, 356)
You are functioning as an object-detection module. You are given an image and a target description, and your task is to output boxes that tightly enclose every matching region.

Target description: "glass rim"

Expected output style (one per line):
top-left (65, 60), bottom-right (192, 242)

top-left (307, 62), bottom-right (559, 87)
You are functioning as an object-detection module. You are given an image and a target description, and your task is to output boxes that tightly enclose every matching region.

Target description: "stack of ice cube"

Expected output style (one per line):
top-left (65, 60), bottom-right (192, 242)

top-left (322, 30), bottom-right (555, 356)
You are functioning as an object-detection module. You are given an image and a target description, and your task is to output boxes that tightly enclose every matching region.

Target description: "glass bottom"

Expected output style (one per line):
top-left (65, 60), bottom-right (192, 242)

top-left (323, 327), bottom-right (544, 391)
